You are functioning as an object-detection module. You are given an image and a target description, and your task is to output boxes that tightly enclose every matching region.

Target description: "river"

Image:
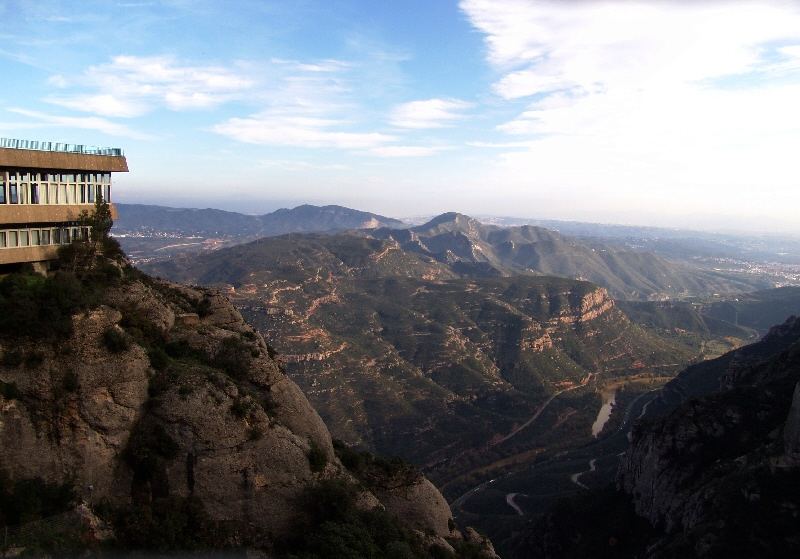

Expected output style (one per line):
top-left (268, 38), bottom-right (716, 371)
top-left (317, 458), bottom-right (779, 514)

top-left (591, 387), bottom-right (617, 437)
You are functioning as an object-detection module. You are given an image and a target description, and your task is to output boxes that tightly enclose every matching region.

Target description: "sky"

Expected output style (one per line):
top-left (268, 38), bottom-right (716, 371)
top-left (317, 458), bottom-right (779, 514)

top-left (1, 0), bottom-right (800, 233)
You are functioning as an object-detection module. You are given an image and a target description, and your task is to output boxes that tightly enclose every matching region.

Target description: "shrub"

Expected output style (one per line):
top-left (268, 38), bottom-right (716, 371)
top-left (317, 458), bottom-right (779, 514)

top-left (23, 350), bottom-right (45, 368)
top-left (0, 381), bottom-right (21, 400)
top-left (307, 440), bottom-right (328, 473)
top-left (148, 347), bottom-right (170, 371)
top-left (277, 479), bottom-right (435, 559)
top-left (103, 327), bottom-right (130, 353)
top-left (108, 496), bottom-right (231, 552)
top-left (0, 473), bottom-right (76, 527)
top-left (212, 336), bottom-right (253, 378)
top-left (196, 297), bottom-right (213, 318)
top-left (1, 349), bottom-right (24, 368)
top-left (0, 272), bottom-right (89, 339)
top-left (230, 395), bottom-right (259, 419)
top-left (62, 371), bottom-right (79, 393)
top-left (248, 425), bottom-right (264, 441)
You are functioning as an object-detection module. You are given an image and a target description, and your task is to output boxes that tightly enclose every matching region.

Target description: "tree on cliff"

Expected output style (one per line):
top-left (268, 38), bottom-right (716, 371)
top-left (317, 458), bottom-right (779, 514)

top-left (58, 194), bottom-right (125, 275)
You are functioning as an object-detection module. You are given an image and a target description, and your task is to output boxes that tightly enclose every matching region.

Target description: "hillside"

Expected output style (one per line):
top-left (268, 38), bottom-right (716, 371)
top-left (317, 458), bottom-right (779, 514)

top-left (143, 234), bottom-right (697, 483)
top-left (371, 213), bottom-right (769, 300)
top-left (0, 259), bottom-right (494, 557)
top-left (114, 203), bottom-right (405, 264)
top-left (511, 316), bottom-right (800, 558)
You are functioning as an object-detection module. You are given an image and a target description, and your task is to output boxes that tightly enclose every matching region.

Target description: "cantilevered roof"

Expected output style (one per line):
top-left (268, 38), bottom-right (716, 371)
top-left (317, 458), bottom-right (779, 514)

top-left (0, 138), bottom-right (128, 172)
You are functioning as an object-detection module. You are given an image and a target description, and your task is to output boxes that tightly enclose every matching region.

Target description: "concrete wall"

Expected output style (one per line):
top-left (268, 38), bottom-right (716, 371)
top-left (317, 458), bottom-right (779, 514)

top-left (0, 245), bottom-right (59, 265)
top-left (0, 148), bottom-right (128, 172)
top-left (0, 204), bottom-right (118, 225)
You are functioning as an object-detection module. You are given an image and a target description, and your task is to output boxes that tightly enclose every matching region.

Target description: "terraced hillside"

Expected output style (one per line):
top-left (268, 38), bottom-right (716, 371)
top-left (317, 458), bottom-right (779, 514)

top-left (370, 213), bottom-right (768, 300)
top-left (145, 233), bottom-right (695, 479)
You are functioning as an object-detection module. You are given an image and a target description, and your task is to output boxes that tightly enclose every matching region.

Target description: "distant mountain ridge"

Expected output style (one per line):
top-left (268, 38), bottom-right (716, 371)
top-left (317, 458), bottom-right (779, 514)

top-left (370, 212), bottom-right (767, 300)
top-left (115, 203), bottom-right (405, 237)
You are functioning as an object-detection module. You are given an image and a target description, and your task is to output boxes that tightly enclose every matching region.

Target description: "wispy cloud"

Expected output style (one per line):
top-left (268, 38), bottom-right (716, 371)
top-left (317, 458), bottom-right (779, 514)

top-left (45, 55), bottom-right (254, 117)
top-left (368, 145), bottom-right (450, 157)
top-left (215, 113), bottom-right (395, 149)
top-left (7, 108), bottom-right (154, 139)
top-left (459, 0), bottom-right (800, 219)
top-left (389, 98), bottom-right (473, 129)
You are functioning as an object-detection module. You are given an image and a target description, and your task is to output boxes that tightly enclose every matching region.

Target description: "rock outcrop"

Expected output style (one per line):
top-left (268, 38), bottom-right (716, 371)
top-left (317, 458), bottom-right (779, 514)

top-left (618, 316), bottom-right (800, 556)
top-left (0, 269), bottom-right (489, 555)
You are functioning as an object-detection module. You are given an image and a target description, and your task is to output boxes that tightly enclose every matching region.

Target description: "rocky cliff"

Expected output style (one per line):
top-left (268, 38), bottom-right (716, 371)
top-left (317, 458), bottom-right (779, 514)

top-left (0, 266), bottom-right (492, 556)
top-left (617, 316), bottom-right (800, 556)
top-left (509, 317), bottom-right (800, 559)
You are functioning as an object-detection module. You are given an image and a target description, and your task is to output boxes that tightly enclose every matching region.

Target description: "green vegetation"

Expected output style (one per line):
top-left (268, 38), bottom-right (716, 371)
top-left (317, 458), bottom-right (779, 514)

top-left (103, 496), bottom-right (232, 552)
top-left (0, 380), bottom-right (20, 400)
top-left (213, 335), bottom-right (255, 378)
top-left (0, 473), bottom-right (75, 528)
top-left (278, 479), bottom-right (483, 559)
top-left (333, 440), bottom-right (420, 488)
top-left (307, 439), bottom-right (328, 472)
top-left (102, 327), bottom-right (130, 353)
top-left (0, 272), bottom-right (90, 339)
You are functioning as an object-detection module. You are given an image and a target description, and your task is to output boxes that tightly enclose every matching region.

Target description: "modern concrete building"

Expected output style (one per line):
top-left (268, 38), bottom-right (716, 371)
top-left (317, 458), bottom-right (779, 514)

top-left (0, 138), bottom-right (128, 269)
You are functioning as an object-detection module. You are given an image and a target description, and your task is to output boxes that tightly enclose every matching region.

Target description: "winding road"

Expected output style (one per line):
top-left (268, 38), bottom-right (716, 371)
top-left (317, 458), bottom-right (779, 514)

top-left (505, 492), bottom-right (527, 516)
top-left (569, 458), bottom-right (597, 490)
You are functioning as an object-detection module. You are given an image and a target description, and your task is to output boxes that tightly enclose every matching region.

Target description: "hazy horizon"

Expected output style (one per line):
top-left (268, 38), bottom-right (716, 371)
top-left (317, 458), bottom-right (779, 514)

top-left (3, 1), bottom-right (800, 234)
top-left (112, 194), bottom-right (800, 239)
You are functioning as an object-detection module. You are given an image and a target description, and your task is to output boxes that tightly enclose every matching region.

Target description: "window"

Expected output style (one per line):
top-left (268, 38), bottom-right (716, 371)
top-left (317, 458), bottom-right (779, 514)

top-left (8, 231), bottom-right (17, 247)
top-left (19, 231), bottom-right (29, 246)
top-left (31, 230), bottom-right (40, 246)
top-left (53, 228), bottom-right (61, 245)
top-left (88, 184), bottom-right (96, 203)
top-left (71, 228), bottom-right (79, 241)
top-left (41, 230), bottom-right (50, 245)
top-left (103, 185), bottom-right (111, 202)
top-left (58, 184), bottom-right (67, 203)
top-left (9, 184), bottom-right (18, 204)
top-left (0, 232), bottom-right (5, 248)
top-left (80, 184), bottom-right (86, 204)
top-left (81, 227), bottom-right (89, 241)
top-left (30, 184), bottom-right (39, 204)
top-left (0, 182), bottom-right (5, 204)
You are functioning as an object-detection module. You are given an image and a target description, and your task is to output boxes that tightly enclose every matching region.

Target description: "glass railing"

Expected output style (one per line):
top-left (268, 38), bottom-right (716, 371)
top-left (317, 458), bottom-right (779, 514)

top-left (0, 137), bottom-right (124, 156)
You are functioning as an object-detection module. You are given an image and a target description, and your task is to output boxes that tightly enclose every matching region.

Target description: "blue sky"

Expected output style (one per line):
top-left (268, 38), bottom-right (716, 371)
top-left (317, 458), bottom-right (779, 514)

top-left (2, 1), bottom-right (800, 233)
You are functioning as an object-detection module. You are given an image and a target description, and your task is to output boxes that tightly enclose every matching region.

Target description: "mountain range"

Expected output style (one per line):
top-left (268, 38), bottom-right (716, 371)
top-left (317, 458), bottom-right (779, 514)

top-left (115, 203), bottom-right (404, 237)
top-left (370, 212), bottom-right (768, 300)
top-left (141, 217), bottom-right (731, 480)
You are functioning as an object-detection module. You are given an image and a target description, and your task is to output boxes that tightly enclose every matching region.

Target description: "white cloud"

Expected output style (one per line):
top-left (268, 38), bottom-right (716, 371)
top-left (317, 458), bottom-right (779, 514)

top-left (389, 98), bottom-right (473, 129)
top-left (459, 0), bottom-right (800, 223)
top-left (214, 113), bottom-right (395, 149)
top-left (7, 108), bottom-right (153, 139)
top-left (368, 145), bottom-right (450, 157)
top-left (45, 55), bottom-right (254, 117)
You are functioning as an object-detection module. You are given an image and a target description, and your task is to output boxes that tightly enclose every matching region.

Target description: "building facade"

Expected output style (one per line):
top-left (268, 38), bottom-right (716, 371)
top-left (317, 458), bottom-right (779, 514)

top-left (0, 138), bottom-right (128, 269)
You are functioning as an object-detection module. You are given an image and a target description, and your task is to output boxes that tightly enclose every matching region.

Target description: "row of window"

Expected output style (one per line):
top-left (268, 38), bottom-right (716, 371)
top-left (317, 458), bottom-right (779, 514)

top-left (0, 226), bottom-right (91, 249)
top-left (5, 172), bottom-right (111, 184)
top-left (0, 183), bottom-right (111, 205)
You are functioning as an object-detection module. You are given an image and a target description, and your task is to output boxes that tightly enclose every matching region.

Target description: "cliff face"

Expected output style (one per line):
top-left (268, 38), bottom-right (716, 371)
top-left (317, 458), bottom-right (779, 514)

top-left (618, 316), bottom-right (800, 556)
top-left (0, 271), bottom-right (473, 553)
